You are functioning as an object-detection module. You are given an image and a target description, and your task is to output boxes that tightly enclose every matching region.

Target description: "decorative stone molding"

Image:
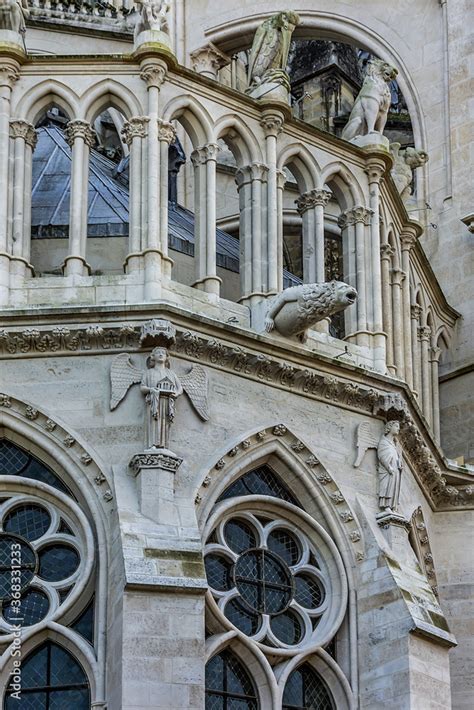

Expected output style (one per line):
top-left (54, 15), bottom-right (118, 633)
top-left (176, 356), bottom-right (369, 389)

top-left (140, 61), bottom-right (167, 88)
top-left (120, 116), bottom-right (149, 146)
top-left (140, 318), bottom-right (176, 347)
top-left (418, 325), bottom-right (432, 342)
top-left (195, 424), bottom-right (365, 561)
top-left (411, 304), bottom-right (423, 322)
top-left (365, 156), bottom-right (387, 184)
top-left (65, 120), bottom-right (96, 148)
top-left (409, 506), bottom-right (439, 598)
top-left (129, 451), bottom-right (183, 475)
top-left (461, 212), bottom-right (474, 233)
top-left (235, 163), bottom-right (269, 189)
top-left (0, 63), bottom-right (20, 89)
top-left (0, 393), bottom-right (114, 505)
top-left (190, 143), bottom-right (220, 166)
top-left (260, 112), bottom-right (284, 137)
top-left (190, 42), bottom-right (230, 79)
top-left (157, 118), bottom-right (176, 144)
top-left (0, 325), bottom-right (140, 355)
top-left (295, 188), bottom-right (332, 215)
top-left (429, 346), bottom-right (442, 363)
top-left (9, 119), bottom-right (37, 149)
top-left (400, 232), bottom-right (417, 251)
top-left (347, 205), bottom-right (373, 226)
top-left (390, 268), bottom-right (406, 287)
top-left (380, 243), bottom-right (395, 260)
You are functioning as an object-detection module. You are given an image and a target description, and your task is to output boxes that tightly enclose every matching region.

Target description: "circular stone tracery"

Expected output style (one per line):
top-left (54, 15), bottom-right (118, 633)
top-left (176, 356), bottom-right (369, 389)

top-left (204, 510), bottom-right (341, 651)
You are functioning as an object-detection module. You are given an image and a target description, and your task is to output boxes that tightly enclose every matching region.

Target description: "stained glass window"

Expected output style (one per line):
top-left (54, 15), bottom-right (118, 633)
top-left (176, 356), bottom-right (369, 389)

top-left (218, 465), bottom-right (300, 506)
top-left (205, 650), bottom-right (258, 709)
top-left (283, 664), bottom-right (334, 710)
top-left (4, 641), bottom-right (90, 709)
top-left (0, 441), bottom-right (70, 496)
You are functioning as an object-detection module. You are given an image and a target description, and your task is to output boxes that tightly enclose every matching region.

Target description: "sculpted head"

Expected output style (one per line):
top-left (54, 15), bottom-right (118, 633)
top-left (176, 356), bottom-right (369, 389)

top-left (148, 347), bottom-right (169, 368)
top-left (273, 10), bottom-right (300, 29)
top-left (404, 147), bottom-right (429, 169)
top-left (367, 59), bottom-right (398, 83)
top-left (331, 280), bottom-right (358, 308)
top-left (384, 420), bottom-right (400, 436)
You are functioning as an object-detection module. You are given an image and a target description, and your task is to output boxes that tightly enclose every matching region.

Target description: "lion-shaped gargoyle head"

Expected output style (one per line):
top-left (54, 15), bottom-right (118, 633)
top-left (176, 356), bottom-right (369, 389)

top-left (367, 59), bottom-right (398, 83)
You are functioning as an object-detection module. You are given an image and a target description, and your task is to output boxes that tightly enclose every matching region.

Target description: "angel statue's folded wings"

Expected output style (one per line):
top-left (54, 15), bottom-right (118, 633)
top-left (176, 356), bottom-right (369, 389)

top-left (353, 422), bottom-right (379, 467)
top-left (109, 353), bottom-right (209, 420)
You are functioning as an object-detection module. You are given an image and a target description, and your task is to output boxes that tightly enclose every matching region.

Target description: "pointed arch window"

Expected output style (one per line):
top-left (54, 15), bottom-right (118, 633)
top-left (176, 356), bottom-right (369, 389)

top-left (283, 663), bottom-right (335, 709)
top-left (4, 641), bottom-right (90, 709)
top-left (205, 650), bottom-right (258, 709)
top-left (217, 464), bottom-right (300, 506)
top-left (0, 441), bottom-right (70, 496)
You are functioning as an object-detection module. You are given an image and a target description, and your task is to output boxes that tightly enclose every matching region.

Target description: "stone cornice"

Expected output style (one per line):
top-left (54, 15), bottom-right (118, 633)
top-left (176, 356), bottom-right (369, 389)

top-left (0, 306), bottom-right (472, 510)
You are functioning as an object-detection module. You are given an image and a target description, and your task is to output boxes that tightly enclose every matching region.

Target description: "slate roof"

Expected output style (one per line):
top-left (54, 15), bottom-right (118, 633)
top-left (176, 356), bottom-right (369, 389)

top-left (31, 124), bottom-right (299, 285)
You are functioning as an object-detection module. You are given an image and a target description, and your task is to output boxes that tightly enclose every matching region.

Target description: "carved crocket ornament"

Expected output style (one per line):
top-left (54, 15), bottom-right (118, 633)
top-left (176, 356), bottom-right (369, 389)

top-left (264, 280), bottom-right (357, 343)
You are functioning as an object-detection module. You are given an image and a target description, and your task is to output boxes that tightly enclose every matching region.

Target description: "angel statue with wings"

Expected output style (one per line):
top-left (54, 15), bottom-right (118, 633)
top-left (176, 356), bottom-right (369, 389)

top-left (110, 347), bottom-right (209, 451)
top-left (353, 420), bottom-right (403, 511)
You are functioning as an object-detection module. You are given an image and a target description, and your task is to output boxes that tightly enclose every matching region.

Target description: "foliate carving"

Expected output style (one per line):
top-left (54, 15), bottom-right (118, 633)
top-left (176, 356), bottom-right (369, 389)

top-left (190, 42), bottom-right (230, 77)
top-left (296, 189), bottom-right (332, 214)
top-left (9, 120), bottom-right (37, 149)
top-left (256, 431), bottom-right (266, 441)
top-left (390, 268), bottom-right (406, 287)
top-left (306, 455), bottom-right (319, 467)
top-left (94, 473), bottom-right (106, 485)
top-left (80, 453), bottom-right (92, 465)
top-left (140, 62), bottom-right (167, 88)
top-left (291, 440), bottom-right (305, 452)
top-left (65, 120), bottom-right (96, 149)
top-left (190, 143), bottom-right (220, 167)
top-left (339, 510), bottom-right (354, 523)
top-left (157, 119), bottom-right (176, 144)
top-left (349, 531), bottom-right (361, 542)
top-left (63, 436), bottom-right (76, 448)
top-left (241, 439), bottom-right (251, 449)
top-left (25, 406), bottom-right (38, 420)
top-left (0, 394), bottom-right (12, 407)
top-left (418, 325), bottom-right (432, 342)
top-left (330, 492), bottom-right (345, 504)
top-left (120, 116), bottom-right (149, 146)
top-left (260, 113), bottom-right (284, 136)
top-left (44, 419), bottom-right (56, 431)
top-left (347, 206), bottom-right (373, 226)
top-left (215, 459), bottom-right (225, 470)
top-left (316, 472), bottom-right (332, 485)
top-left (0, 63), bottom-right (20, 89)
top-left (0, 325), bottom-right (140, 355)
top-left (103, 490), bottom-right (113, 502)
top-left (380, 243), bottom-right (395, 260)
top-left (129, 451), bottom-right (183, 474)
top-left (429, 346), bottom-right (442, 363)
top-left (400, 232), bottom-right (417, 251)
top-left (272, 424), bottom-right (287, 436)
top-left (228, 447), bottom-right (238, 457)
top-left (410, 304), bottom-right (423, 322)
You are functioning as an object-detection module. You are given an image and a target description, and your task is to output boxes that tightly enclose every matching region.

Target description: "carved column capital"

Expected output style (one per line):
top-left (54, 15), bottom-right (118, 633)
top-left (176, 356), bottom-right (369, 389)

top-left (276, 168), bottom-right (286, 190)
top-left (190, 142), bottom-right (220, 167)
top-left (0, 63), bottom-right (20, 89)
top-left (337, 212), bottom-right (349, 230)
top-left (260, 112), bottom-right (284, 137)
top-left (380, 243), bottom-right (395, 260)
top-left (157, 119), bottom-right (176, 144)
top-left (400, 232), bottom-right (417, 251)
top-left (140, 61), bottom-right (167, 89)
top-left (190, 42), bottom-right (230, 79)
top-left (296, 188), bottom-right (332, 214)
top-left (390, 268), bottom-right (406, 286)
top-left (418, 325), bottom-right (432, 342)
top-left (429, 346), bottom-right (442, 363)
top-left (411, 304), bottom-right (423, 321)
top-left (9, 119), bottom-right (37, 149)
top-left (65, 119), bottom-right (96, 148)
top-left (121, 116), bottom-right (149, 146)
top-left (346, 205), bottom-right (373, 226)
top-left (365, 157), bottom-right (386, 184)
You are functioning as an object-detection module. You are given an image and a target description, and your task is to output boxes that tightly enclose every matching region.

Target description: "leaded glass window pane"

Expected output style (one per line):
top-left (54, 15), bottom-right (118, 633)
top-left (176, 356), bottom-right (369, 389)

top-left (4, 642), bottom-right (90, 709)
top-left (205, 651), bottom-right (258, 710)
top-left (218, 466), bottom-right (299, 506)
top-left (282, 663), bottom-right (335, 710)
top-left (0, 441), bottom-right (70, 495)
top-left (38, 545), bottom-right (80, 582)
top-left (70, 599), bottom-right (95, 645)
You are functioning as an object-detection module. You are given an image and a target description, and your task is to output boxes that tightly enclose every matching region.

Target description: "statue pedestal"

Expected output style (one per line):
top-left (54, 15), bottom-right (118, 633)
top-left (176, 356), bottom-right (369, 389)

top-left (377, 509), bottom-right (413, 565)
top-left (134, 29), bottom-right (172, 53)
top-left (351, 132), bottom-right (390, 152)
top-left (129, 448), bottom-right (183, 525)
top-left (247, 81), bottom-right (290, 105)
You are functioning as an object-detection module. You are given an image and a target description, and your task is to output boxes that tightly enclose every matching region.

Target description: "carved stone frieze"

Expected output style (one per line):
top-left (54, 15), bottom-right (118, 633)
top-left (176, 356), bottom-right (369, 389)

top-left (129, 451), bottom-right (183, 475)
top-left (0, 325), bottom-right (140, 354)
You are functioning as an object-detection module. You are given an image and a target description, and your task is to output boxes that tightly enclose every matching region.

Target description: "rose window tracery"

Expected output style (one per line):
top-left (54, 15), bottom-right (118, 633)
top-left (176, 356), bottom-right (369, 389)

top-left (0, 494), bottom-right (90, 633)
top-left (205, 512), bottom-right (333, 649)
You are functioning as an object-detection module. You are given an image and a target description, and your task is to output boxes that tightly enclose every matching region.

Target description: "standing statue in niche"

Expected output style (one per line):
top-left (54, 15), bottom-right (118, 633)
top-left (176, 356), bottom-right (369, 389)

top-left (341, 59), bottom-right (398, 142)
top-left (390, 142), bottom-right (429, 201)
top-left (377, 420), bottom-right (403, 511)
top-left (110, 347), bottom-right (209, 451)
top-left (247, 11), bottom-right (300, 98)
top-left (0, 0), bottom-right (29, 34)
top-left (134, 0), bottom-right (171, 45)
top-left (264, 280), bottom-right (357, 343)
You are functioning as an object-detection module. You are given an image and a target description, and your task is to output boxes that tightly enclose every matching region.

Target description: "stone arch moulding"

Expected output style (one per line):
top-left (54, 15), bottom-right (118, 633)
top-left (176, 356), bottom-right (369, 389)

top-left (0, 392), bottom-right (110, 707)
top-left (203, 10), bottom-right (426, 150)
top-left (14, 79), bottom-right (81, 124)
top-left (194, 422), bottom-right (365, 567)
top-left (82, 79), bottom-right (144, 125)
top-left (277, 143), bottom-right (320, 192)
top-left (214, 114), bottom-right (263, 165)
top-left (320, 161), bottom-right (367, 209)
top-left (161, 94), bottom-right (214, 147)
top-left (205, 630), bottom-right (277, 708)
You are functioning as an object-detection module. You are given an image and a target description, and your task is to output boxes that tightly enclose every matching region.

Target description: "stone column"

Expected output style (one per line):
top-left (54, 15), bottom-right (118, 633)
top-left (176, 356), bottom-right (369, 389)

top-left (411, 304), bottom-right (422, 399)
top-left (140, 60), bottom-right (167, 299)
top-left (365, 157), bottom-right (387, 370)
top-left (390, 268), bottom-right (406, 379)
top-left (9, 119), bottom-right (36, 281)
top-left (400, 232), bottom-right (417, 390)
top-left (0, 62), bottom-right (19, 305)
top-left (235, 162), bottom-right (268, 306)
top-left (64, 119), bottom-right (95, 276)
top-left (418, 325), bottom-right (432, 424)
top-left (158, 119), bottom-right (177, 280)
top-left (380, 243), bottom-right (395, 373)
top-left (296, 188), bottom-right (332, 284)
top-left (430, 346), bottom-right (442, 443)
top-left (190, 42), bottom-right (230, 80)
top-left (276, 168), bottom-right (286, 293)
top-left (121, 116), bottom-right (149, 273)
top-left (352, 206), bottom-right (372, 347)
top-left (260, 111), bottom-right (284, 295)
top-left (338, 210), bottom-right (357, 340)
top-left (190, 142), bottom-right (221, 296)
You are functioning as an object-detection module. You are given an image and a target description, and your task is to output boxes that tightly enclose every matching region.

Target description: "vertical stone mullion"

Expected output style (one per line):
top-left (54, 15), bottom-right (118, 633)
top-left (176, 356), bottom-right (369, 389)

top-left (8, 119), bottom-right (36, 282)
top-left (400, 232), bottom-right (417, 389)
top-left (339, 211), bottom-right (357, 340)
top-left (260, 111), bottom-right (283, 295)
top-left (430, 346), bottom-right (442, 442)
top-left (296, 188), bottom-right (331, 285)
top-left (158, 119), bottom-right (176, 279)
top-left (419, 325), bottom-right (432, 424)
top-left (0, 62), bottom-right (19, 305)
top-left (391, 267), bottom-right (406, 378)
top-left (121, 116), bottom-right (149, 272)
top-left (366, 158), bottom-right (386, 370)
top-left (380, 243), bottom-right (395, 373)
top-left (411, 304), bottom-right (422, 399)
top-left (235, 165), bottom-right (252, 300)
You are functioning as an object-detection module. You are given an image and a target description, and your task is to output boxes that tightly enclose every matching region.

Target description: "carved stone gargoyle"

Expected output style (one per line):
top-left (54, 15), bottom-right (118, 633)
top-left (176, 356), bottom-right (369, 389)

top-left (264, 280), bottom-right (357, 343)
